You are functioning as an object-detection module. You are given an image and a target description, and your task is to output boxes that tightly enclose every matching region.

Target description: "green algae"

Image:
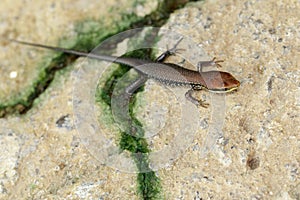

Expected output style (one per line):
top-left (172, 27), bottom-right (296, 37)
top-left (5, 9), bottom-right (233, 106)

top-left (96, 45), bottom-right (163, 199)
top-left (1, 1), bottom-right (198, 199)
top-left (0, 0), bottom-right (192, 117)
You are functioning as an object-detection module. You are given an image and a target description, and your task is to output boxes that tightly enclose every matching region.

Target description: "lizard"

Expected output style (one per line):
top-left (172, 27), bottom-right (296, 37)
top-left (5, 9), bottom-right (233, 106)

top-left (10, 38), bottom-right (240, 107)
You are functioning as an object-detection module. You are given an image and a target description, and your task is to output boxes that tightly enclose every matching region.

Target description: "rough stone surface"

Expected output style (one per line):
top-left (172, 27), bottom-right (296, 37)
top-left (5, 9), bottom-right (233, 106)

top-left (159, 0), bottom-right (300, 199)
top-left (0, 0), bottom-right (299, 199)
top-left (0, 0), bottom-right (156, 199)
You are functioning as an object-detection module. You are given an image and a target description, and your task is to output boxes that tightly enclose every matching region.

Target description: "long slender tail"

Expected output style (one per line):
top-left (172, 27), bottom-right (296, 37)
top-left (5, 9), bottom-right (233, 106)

top-left (10, 39), bottom-right (119, 63)
top-left (10, 39), bottom-right (151, 69)
top-left (10, 39), bottom-right (92, 57)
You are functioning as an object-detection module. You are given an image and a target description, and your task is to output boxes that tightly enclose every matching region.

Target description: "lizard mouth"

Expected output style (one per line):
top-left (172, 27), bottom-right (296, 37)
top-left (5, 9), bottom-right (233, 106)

top-left (207, 82), bottom-right (240, 93)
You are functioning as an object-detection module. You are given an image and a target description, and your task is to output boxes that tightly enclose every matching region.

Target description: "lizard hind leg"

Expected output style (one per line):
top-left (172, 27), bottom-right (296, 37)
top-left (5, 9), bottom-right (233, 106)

top-left (112, 75), bottom-right (147, 137)
top-left (155, 37), bottom-right (185, 62)
top-left (125, 75), bottom-right (147, 95)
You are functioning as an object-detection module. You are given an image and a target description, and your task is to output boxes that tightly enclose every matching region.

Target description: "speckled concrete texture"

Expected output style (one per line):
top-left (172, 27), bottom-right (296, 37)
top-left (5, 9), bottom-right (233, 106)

top-left (0, 0), bottom-right (132, 102)
top-left (159, 0), bottom-right (299, 199)
top-left (0, 0), bottom-right (299, 199)
top-left (0, 0), bottom-right (157, 199)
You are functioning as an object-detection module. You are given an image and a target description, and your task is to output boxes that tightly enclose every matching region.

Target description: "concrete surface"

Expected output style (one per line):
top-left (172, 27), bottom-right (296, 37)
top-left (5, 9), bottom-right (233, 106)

top-left (0, 0), bottom-right (299, 199)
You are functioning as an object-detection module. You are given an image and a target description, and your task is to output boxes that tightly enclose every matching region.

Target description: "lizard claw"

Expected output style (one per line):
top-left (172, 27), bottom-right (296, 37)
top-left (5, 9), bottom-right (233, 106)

top-left (166, 36), bottom-right (185, 55)
top-left (155, 37), bottom-right (185, 62)
top-left (197, 57), bottom-right (225, 72)
top-left (211, 57), bottom-right (224, 68)
top-left (198, 100), bottom-right (209, 108)
top-left (166, 45), bottom-right (185, 55)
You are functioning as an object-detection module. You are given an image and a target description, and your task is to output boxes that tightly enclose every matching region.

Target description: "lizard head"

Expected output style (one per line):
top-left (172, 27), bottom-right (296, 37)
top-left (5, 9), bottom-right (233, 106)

top-left (202, 71), bottom-right (240, 93)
